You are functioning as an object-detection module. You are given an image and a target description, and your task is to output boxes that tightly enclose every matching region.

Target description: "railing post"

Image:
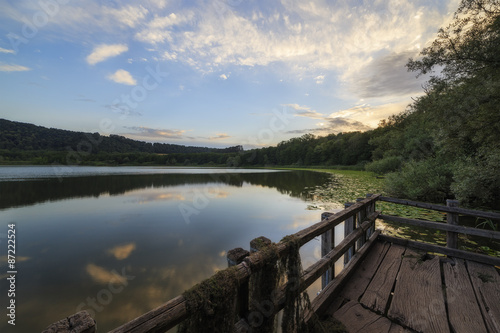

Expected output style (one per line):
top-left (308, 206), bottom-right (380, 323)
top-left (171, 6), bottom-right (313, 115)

top-left (366, 194), bottom-right (375, 237)
top-left (446, 199), bottom-right (459, 249)
top-left (356, 198), bottom-right (367, 249)
top-left (344, 202), bottom-right (355, 266)
top-left (321, 211), bottom-right (335, 289)
top-left (227, 247), bottom-right (250, 320)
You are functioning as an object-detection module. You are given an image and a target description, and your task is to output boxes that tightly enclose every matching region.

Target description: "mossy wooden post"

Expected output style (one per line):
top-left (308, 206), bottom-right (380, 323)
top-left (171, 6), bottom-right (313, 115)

top-left (344, 202), bottom-right (355, 266)
top-left (227, 248), bottom-right (250, 319)
top-left (248, 236), bottom-right (275, 332)
top-left (321, 211), bottom-right (335, 289)
top-left (42, 311), bottom-right (96, 333)
top-left (356, 198), bottom-right (367, 249)
top-left (446, 199), bottom-right (459, 249)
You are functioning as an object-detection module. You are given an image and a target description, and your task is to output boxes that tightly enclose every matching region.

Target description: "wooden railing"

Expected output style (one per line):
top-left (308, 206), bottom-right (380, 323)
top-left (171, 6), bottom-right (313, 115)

top-left (377, 196), bottom-right (500, 268)
top-left (43, 194), bottom-right (500, 333)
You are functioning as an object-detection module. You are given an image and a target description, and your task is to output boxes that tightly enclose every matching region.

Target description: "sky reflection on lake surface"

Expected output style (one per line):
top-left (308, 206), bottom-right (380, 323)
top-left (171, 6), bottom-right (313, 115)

top-left (0, 167), bottom-right (336, 332)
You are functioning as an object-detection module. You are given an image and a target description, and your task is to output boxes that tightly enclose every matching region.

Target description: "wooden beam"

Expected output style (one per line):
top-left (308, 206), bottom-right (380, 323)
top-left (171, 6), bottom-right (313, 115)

top-left (377, 234), bottom-right (500, 267)
top-left (379, 196), bottom-right (500, 220)
top-left (447, 199), bottom-right (459, 249)
top-left (379, 214), bottom-right (500, 240)
top-left (295, 194), bottom-right (381, 246)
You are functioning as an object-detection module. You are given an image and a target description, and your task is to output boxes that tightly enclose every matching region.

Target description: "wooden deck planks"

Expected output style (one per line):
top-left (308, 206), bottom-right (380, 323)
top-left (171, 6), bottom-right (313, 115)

top-left (333, 300), bottom-right (411, 333)
top-left (467, 260), bottom-right (500, 333)
top-left (338, 241), bottom-right (391, 303)
top-left (387, 249), bottom-right (449, 333)
top-left (443, 259), bottom-right (488, 333)
top-left (360, 243), bottom-right (406, 314)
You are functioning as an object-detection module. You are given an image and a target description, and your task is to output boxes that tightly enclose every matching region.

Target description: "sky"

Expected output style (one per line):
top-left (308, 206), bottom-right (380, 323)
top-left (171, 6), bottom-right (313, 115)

top-left (0, 0), bottom-right (460, 149)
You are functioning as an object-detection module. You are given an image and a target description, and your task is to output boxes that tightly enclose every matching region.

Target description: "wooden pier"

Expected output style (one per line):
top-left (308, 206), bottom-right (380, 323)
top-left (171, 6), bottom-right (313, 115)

top-left (43, 195), bottom-right (500, 333)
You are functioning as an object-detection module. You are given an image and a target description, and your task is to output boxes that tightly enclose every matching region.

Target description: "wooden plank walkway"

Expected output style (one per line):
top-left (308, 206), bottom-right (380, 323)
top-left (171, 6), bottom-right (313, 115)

top-left (325, 240), bottom-right (500, 333)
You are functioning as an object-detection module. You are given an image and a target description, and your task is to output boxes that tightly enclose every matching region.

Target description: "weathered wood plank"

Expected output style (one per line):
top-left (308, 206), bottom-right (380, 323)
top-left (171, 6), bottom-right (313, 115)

top-left (378, 234), bottom-right (500, 267)
top-left (467, 260), bottom-right (500, 333)
top-left (379, 214), bottom-right (500, 240)
top-left (443, 259), bottom-right (487, 333)
top-left (379, 196), bottom-right (500, 220)
top-left (338, 241), bottom-right (391, 303)
top-left (388, 249), bottom-right (449, 333)
top-left (333, 301), bottom-right (411, 333)
top-left (360, 244), bottom-right (406, 314)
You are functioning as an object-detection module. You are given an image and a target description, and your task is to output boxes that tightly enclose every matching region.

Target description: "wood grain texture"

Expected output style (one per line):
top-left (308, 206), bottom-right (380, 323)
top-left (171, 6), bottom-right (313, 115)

top-left (360, 244), bottom-right (405, 314)
top-left (467, 260), bottom-right (500, 333)
top-left (333, 301), bottom-right (410, 333)
top-left (388, 249), bottom-right (449, 333)
top-left (339, 241), bottom-right (391, 303)
top-left (443, 259), bottom-right (487, 333)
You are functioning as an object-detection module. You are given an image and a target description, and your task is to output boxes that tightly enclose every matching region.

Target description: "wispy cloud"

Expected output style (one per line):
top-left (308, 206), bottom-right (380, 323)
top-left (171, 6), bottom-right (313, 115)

top-left (283, 103), bottom-right (325, 119)
top-left (286, 117), bottom-right (372, 135)
top-left (0, 47), bottom-right (15, 54)
top-left (0, 62), bottom-right (30, 72)
top-left (107, 69), bottom-right (137, 85)
top-left (103, 5), bottom-right (148, 28)
top-left (124, 126), bottom-right (189, 140)
top-left (208, 133), bottom-right (231, 140)
top-left (86, 44), bottom-right (128, 65)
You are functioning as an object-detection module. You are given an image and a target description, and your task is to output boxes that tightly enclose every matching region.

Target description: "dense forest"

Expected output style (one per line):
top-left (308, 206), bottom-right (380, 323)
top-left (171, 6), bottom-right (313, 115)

top-left (0, 118), bottom-right (243, 155)
top-left (1, 0), bottom-right (499, 209)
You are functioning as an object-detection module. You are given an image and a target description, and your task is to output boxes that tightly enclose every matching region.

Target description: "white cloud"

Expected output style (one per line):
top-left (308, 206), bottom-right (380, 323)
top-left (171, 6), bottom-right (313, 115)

top-left (107, 69), bottom-right (137, 85)
top-left (0, 47), bottom-right (15, 54)
top-left (219, 74), bottom-right (229, 80)
top-left (86, 44), bottom-right (128, 65)
top-left (103, 5), bottom-right (149, 28)
top-left (315, 75), bottom-right (325, 84)
top-left (0, 62), bottom-right (30, 72)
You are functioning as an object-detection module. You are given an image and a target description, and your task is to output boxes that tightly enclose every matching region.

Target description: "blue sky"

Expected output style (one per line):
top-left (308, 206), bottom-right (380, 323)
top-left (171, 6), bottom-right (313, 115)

top-left (0, 0), bottom-right (459, 148)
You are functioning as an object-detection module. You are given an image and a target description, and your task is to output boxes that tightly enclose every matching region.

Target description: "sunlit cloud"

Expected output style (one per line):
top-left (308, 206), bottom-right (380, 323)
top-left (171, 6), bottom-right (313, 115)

top-left (330, 101), bottom-right (410, 127)
top-left (86, 44), bottom-right (128, 65)
top-left (284, 103), bottom-right (325, 119)
top-left (107, 69), bottom-right (137, 85)
top-left (107, 243), bottom-right (137, 260)
top-left (123, 126), bottom-right (190, 140)
top-left (85, 263), bottom-right (127, 284)
top-left (208, 133), bottom-right (231, 140)
top-left (0, 62), bottom-right (30, 72)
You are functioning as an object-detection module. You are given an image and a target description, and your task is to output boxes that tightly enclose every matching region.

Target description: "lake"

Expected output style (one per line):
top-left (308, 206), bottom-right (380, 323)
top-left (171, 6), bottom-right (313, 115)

top-left (0, 166), bottom-right (348, 332)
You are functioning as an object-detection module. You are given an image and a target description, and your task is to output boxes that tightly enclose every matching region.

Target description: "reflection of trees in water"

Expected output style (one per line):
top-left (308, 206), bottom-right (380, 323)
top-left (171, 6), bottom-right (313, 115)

top-left (1, 171), bottom-right (333, 209)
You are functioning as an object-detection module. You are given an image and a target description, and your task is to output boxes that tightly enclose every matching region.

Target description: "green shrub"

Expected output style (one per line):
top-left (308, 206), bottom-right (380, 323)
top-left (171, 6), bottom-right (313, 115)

top-left (451, 149), bottom-right (500, 209)
top-left (365, 156), bottom-right (402, 174)
top-left (385, 158), bottom-right (453, 203)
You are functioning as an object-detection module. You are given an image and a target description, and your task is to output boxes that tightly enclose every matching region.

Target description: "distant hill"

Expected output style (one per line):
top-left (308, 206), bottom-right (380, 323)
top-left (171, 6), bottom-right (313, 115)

top-left (0, 118), bottom-right (243, 154)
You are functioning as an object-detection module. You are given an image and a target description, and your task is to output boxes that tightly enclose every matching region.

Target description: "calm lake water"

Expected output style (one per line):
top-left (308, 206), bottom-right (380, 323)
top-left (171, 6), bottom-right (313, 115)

top-left (0, 166), bottom-right (345, 332)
